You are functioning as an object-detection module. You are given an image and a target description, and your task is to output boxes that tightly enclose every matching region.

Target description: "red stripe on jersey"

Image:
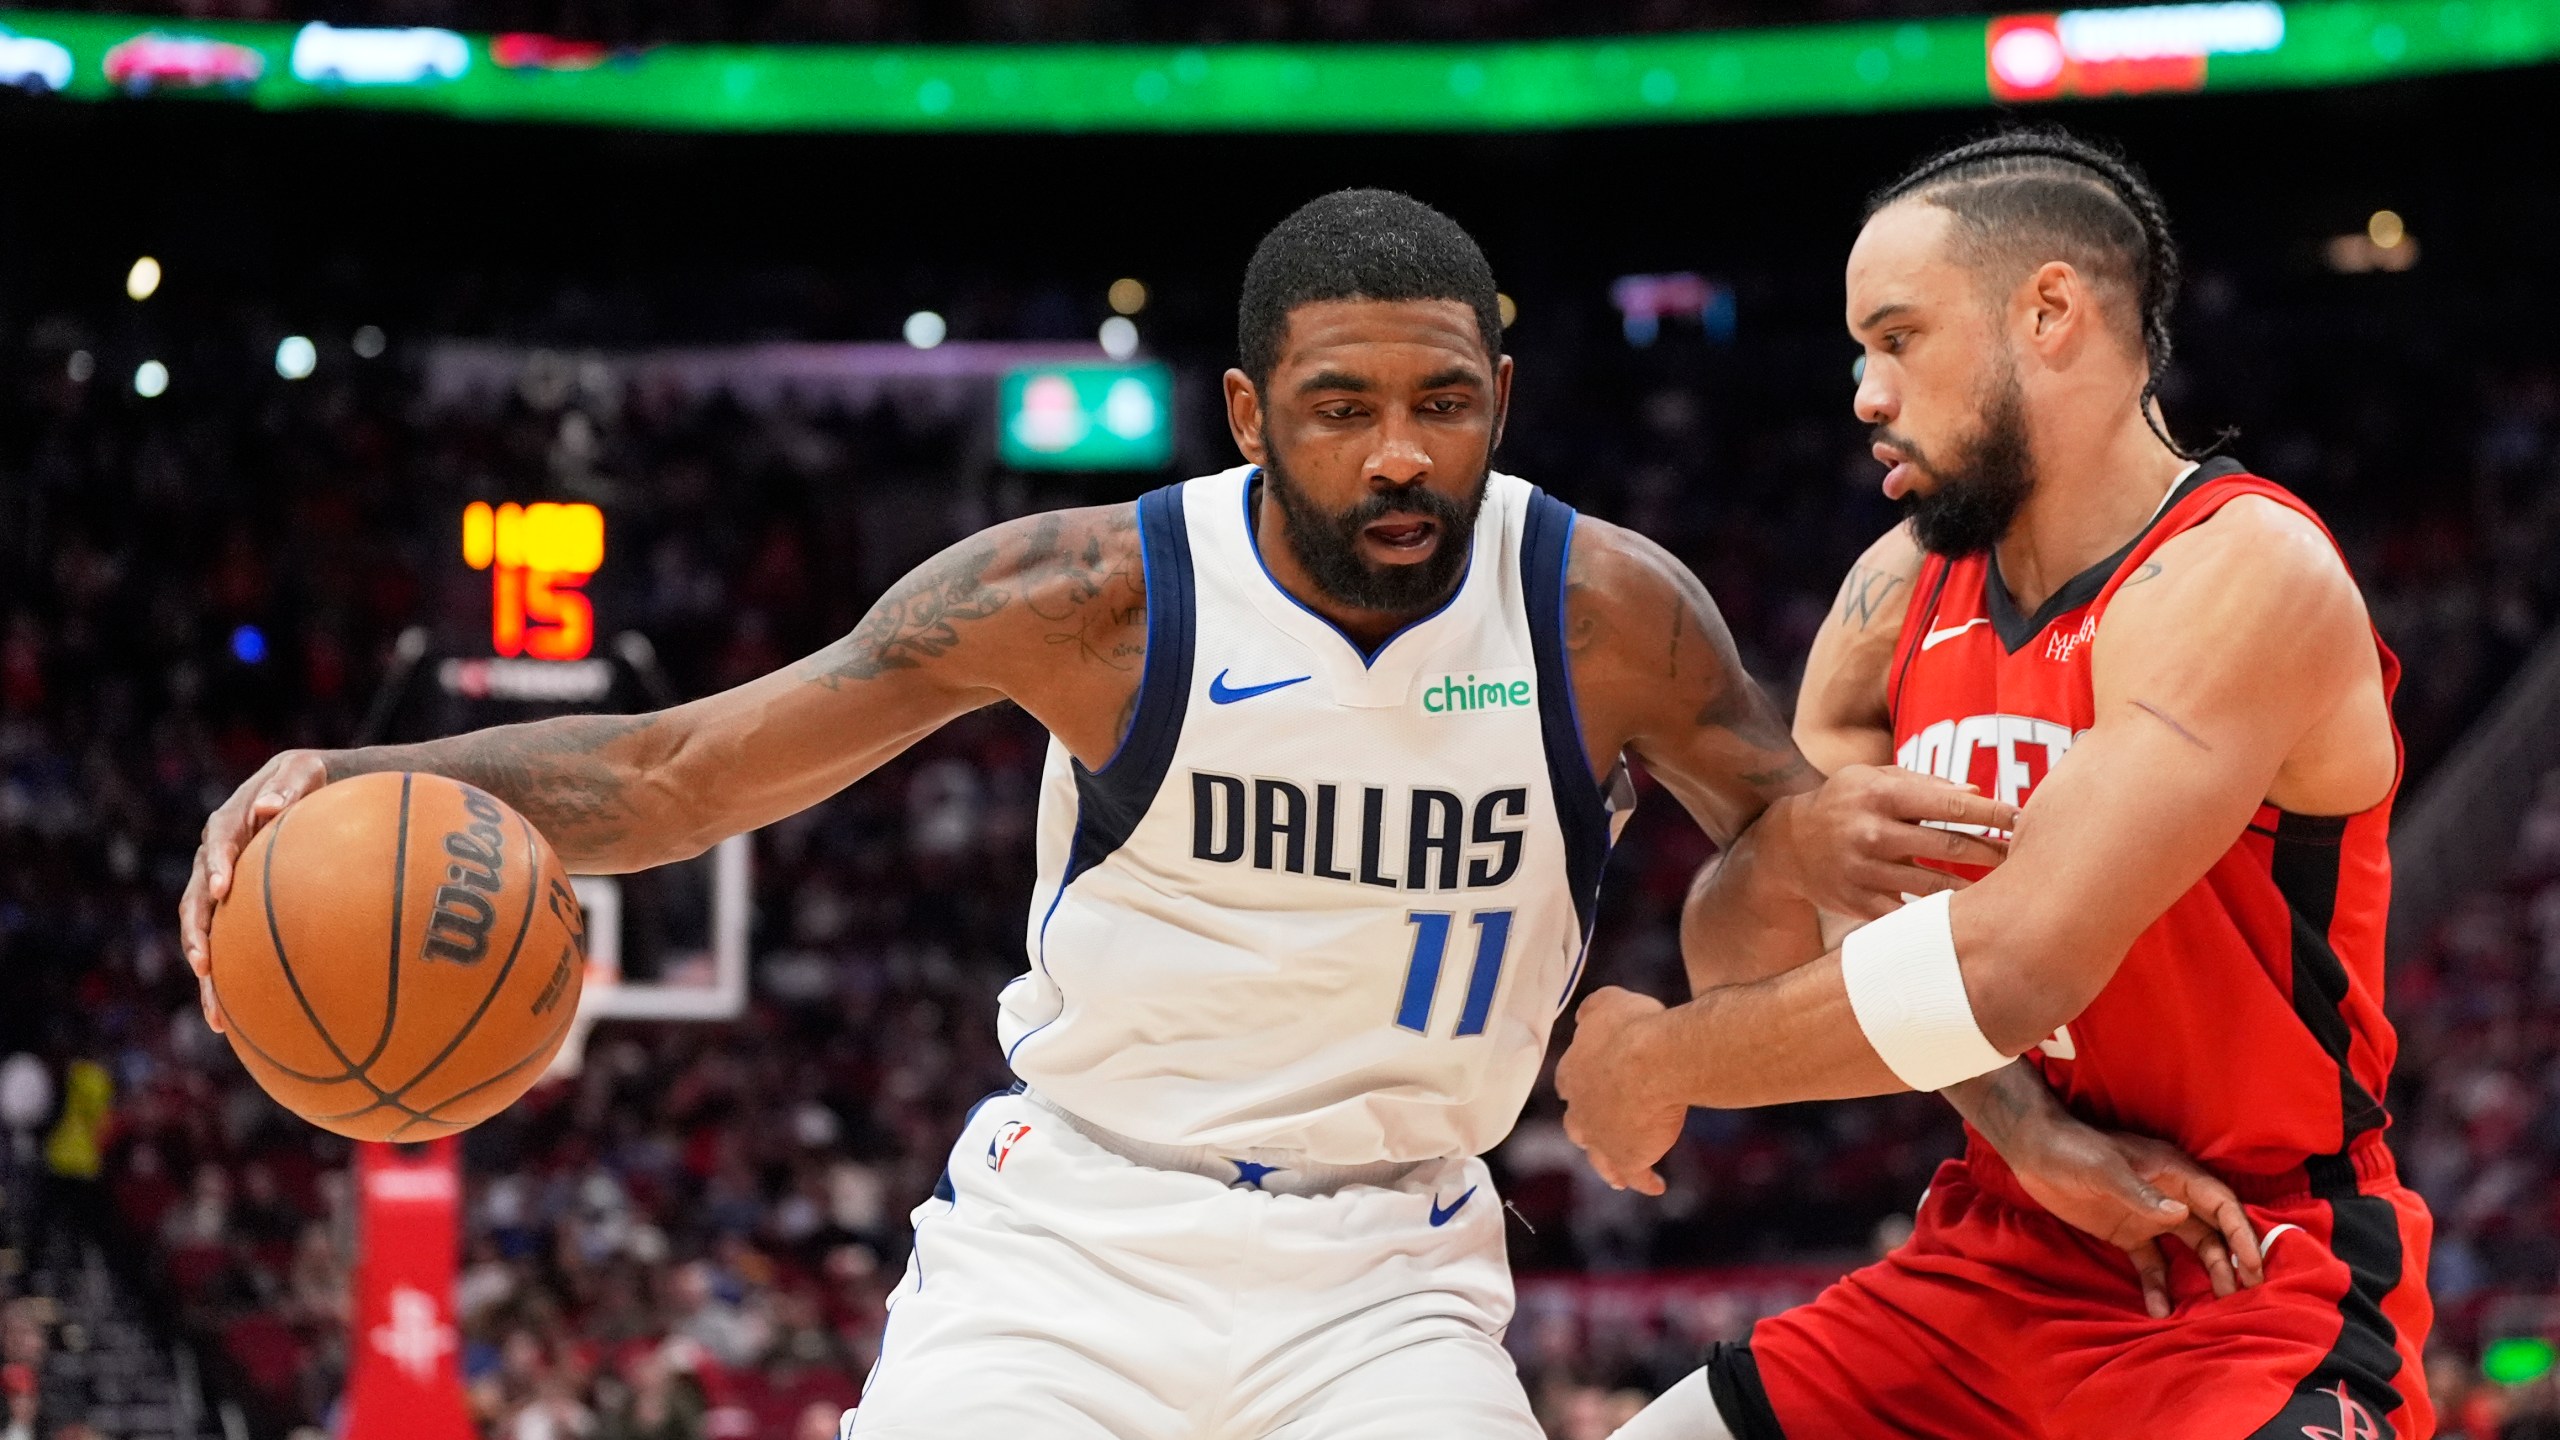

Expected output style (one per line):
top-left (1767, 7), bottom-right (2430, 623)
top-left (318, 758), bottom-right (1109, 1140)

top-left (1887, 462), bottom-right (2404, 1179)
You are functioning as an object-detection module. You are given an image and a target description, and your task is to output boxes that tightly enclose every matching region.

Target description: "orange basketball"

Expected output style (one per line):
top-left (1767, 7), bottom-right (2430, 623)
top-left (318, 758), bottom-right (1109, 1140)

top-left (207, 771), bottom-right (588, 1141)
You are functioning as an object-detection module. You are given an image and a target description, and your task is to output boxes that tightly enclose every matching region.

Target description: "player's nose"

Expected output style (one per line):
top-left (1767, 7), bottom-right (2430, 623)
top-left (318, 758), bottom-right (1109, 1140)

top-left (1853, 367), bottom-right (1897, 427)
top-left (1366, 431), bottom-right (1433, 487)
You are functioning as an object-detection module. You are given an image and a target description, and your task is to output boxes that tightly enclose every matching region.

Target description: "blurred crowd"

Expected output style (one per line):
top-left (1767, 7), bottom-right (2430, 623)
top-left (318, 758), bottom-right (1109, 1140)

top-left (0, 232), bottom-right (2556, 1440)
top-left (42, 0), bottom-right (2015, 47)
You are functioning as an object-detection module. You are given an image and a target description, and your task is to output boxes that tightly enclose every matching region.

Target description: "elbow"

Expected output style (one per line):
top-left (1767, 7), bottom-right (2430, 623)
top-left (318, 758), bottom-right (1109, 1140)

top-left (1953, 896), bottom-right (2115, 1058)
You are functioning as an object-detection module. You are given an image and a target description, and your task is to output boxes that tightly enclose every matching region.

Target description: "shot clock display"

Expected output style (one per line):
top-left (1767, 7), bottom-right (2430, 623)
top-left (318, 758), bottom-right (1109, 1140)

top-left (461, 501), bottom-right (603, 661)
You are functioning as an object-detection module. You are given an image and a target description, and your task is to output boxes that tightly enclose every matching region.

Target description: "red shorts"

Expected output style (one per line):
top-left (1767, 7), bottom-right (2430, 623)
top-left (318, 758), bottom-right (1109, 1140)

top-left (1748, 1139), bottom-right (2435, 1439)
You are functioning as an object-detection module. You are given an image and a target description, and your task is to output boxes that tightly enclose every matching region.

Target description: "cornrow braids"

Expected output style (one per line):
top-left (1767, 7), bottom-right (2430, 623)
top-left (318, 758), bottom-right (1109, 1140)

top-left (1870, 126), bottom-right (2226, 461)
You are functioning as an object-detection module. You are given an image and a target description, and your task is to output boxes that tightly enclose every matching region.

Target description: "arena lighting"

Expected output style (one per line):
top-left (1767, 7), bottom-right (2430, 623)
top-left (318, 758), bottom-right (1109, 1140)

top-left (132, 359), bottom-right (167, 397)
top-left (1989, 2), bottom-right (2282, 99)
top-left (8, 1), bottom-right (2560, 131)
top-left (290, 22), bottom-right (467, 85)
top-left (65, 350), bottom-right (94, 383)
top-left (999, 362), bottom-right (1175, 470)
top-left (1496, 293), bottom-right (1518, 327)
top-left (275, 334), bottom-right (318, 380)
top-left (1098, 315), bottom-right (1140, 360)
top-left (904, 310), bottom-right (948, 349)
top-left (1108, 278), bottom-right (1149, 316)
top-left (2483, 1336), bottom-right (2558, 1385)
top-left (229, 625), bottom-right (268, 665)
top-left (1611, 272), bottom-right (1736, 347)
top-left (2327, 212), bottom-right (2417, 273)
top-left (125, 255), bottom-right (160, 301)
top-left (353, 324), bottom-right (387, 358)
top-left (0, 28), bottom-right (73, 91)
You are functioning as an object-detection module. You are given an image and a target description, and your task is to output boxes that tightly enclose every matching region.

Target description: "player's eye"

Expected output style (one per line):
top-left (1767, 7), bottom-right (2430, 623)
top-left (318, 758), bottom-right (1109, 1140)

top-left (1423, 395), bottom-right (1468, 414)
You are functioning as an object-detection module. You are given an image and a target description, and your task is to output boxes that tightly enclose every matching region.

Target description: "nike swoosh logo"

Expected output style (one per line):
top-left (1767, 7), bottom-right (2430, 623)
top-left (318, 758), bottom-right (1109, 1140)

top-left (1920, 618), bottom-right (1990, 651)
top-left (1428, 1185), bottom-right (1479, 1227)
top-left (1207, 669), bottom-right (1311, 704)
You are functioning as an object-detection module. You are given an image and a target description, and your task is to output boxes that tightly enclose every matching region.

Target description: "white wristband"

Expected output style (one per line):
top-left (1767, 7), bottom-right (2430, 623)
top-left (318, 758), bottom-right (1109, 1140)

top-left (1839, 891), bottom-right (2010, 1093)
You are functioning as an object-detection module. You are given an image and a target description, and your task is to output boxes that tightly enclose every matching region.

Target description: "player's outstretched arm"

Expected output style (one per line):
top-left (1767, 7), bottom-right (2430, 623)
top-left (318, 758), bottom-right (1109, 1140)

top-left (180, 503), bottom-right (1145, 1026)
top-left (1559, 499), bottom-right (2385, 1126)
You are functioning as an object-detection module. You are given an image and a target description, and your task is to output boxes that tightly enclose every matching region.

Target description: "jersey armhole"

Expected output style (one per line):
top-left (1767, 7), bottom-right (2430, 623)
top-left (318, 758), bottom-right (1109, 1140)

top-left (1887, 555), bottom-right (1954, 740)
top-left (1522, 487), bottom-right (1613, 940)
top-left (1065, 484), bottom-right (1196, 881)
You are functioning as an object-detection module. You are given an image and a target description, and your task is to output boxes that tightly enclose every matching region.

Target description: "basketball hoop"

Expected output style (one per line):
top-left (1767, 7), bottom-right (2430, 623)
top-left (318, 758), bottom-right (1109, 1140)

top-left (549, 832), bottom-right (752, 1078)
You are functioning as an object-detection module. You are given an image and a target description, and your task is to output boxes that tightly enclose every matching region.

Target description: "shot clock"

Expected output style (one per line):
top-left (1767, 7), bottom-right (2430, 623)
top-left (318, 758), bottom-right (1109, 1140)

top-left (461, 501), bottom-right (603, 661)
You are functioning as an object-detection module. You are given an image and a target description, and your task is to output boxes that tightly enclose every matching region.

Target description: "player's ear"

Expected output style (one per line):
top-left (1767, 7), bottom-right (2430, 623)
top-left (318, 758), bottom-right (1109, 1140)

top-left (1224, 368), bottom-right (1268, 465)
top-left (1489, 352), bottom-right (1515, 452)
top-left (2020, 260), bottom-right (2084, 356)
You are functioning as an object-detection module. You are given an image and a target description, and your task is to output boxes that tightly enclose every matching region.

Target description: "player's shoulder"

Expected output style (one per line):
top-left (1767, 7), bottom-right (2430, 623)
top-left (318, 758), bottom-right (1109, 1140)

top-left (2145, 490), bottom-right (2362, 611)
top-left (1851, 518), bottom-right (1926, 580)
top-left (2101, 484), bottom-right (2369, 670)
top-left (971, 501), bottom-right (1146, 607)
top-left (1559, 513), bottom-right (1729, 651)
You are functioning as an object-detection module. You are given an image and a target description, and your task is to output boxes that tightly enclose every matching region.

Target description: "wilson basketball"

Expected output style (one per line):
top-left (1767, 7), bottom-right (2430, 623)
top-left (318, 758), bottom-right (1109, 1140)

top-left (207, 771), bottom-right (588, 1141)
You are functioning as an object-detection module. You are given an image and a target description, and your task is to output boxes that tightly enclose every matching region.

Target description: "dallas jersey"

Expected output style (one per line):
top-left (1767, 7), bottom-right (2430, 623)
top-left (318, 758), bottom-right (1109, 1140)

top-left (996, 465), bottom-right (1629, 1166)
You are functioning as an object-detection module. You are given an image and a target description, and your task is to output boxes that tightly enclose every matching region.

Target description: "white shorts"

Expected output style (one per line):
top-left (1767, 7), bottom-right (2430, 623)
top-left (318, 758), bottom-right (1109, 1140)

top-left (845, 1089), bottom-right (1542, 1440)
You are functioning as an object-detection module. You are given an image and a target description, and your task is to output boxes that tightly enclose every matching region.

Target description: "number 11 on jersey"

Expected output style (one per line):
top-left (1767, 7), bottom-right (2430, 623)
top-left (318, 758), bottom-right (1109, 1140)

top-left (1394, 909), bottom-right (1515, 1038)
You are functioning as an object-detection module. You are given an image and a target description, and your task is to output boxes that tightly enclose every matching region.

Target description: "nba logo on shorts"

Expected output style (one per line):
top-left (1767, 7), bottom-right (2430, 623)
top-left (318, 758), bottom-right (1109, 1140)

top-left (986, 1121), bottom-right (1032, 1172)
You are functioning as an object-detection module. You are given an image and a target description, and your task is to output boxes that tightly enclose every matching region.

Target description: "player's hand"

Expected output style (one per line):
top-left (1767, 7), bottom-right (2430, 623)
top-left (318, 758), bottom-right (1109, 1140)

top-left (2003, 1123), bottom-right (2265, 1319)
top-left (1554, 986), bottom-right (1683, 1196)
top-left (179, 748), bottom-right (337, 1033)
top-left (1765, 764), bottom-right (2019, 920)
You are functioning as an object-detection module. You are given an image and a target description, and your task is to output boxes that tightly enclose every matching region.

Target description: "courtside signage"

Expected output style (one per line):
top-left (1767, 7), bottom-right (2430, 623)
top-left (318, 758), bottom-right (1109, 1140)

top-left (0, 0), bottom-right (2552, 131)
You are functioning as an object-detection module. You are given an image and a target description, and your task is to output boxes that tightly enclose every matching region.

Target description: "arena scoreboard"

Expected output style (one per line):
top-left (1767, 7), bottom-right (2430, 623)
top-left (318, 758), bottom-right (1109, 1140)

top-left (460, 501), bottom-right (602, 662)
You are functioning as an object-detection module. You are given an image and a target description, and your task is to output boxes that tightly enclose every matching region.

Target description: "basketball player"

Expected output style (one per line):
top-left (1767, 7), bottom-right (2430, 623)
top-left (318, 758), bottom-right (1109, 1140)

top-left (1567, 132), bottom-right (2436, 1439)
top-left (182, 190), bottom-right (2250, 1438)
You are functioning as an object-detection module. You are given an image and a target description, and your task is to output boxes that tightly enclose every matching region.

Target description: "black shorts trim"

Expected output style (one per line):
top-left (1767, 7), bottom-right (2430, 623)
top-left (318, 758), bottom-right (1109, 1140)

top-left (2244, 1193), bottom-right (2410, 1439)
top-left (1701, 1341), bottom-right (1789, 1440)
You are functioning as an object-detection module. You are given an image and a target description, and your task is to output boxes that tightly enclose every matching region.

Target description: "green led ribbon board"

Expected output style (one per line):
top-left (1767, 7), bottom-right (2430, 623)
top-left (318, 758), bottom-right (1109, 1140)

top-left (0, 1), bottom-right (2553, 132)
top-left (999, 363), bottom-right (1176, 471)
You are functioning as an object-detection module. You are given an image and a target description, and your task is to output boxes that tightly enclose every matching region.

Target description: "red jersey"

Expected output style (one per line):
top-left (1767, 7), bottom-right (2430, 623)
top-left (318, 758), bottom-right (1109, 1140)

top-left (1887, 457), bottom-right (2403, 1183)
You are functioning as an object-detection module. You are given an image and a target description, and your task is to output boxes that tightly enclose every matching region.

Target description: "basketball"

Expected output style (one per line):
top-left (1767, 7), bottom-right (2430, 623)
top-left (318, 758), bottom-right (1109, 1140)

top-left (207, 771), bottom-right (588, 1141)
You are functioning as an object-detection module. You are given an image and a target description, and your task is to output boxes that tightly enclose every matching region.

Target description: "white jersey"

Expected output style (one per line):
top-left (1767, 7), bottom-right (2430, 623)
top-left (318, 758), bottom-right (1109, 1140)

top-left (997, 465), bottom-right (1630, 1165)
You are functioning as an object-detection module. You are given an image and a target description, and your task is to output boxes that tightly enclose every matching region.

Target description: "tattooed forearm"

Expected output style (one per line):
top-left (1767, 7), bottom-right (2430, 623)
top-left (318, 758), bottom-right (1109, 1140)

top-left (1942, 1062), bottom-right (2051, 1146)
top-left (1834, 563), bottom-right (1908, 630)
top-left (328, 713), bottom-right (662, 861)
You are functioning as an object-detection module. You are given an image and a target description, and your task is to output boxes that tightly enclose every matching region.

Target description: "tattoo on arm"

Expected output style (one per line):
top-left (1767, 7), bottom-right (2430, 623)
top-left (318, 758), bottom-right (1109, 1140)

top-left (1944, 1061), bottom-right (2052, 1149)
top-left (807, 535), bottom-right (1014, 689)
top-left (329, 713), bottom-right (660, 856)
top-left (1568, 531), bottom-right (1812, 800)
top-left (805, 505), bottom-right (1143, 688)
top-left (1834, 563), bottom-right (1908, 630)
top-left (2122, 561), bottom-right (2164, 588)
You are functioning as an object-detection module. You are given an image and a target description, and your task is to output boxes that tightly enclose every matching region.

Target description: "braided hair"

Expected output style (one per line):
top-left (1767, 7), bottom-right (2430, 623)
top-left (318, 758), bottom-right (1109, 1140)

top-left (1868, 126), bottom-right (2222, 461)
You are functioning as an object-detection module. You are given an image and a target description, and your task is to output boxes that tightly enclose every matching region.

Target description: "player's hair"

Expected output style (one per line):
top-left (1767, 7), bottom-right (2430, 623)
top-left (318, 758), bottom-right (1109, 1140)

top-left (1237, 188), bottom-right (1502, 386)
top-left (1869, 126), bottom-right (2222, 460)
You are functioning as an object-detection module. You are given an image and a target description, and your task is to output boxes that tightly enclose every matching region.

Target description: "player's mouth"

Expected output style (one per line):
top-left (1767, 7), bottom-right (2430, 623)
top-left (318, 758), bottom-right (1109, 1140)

top-left (1872, 441), bottom-right (1922, 499)
top-left (1360, 515), bottom-right (1442, 565)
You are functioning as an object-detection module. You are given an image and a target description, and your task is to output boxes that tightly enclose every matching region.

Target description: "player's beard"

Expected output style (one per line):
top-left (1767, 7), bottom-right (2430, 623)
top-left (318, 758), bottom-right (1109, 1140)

top-left (1259, 443), bottom-right (1484, 616)
top-left (1888, 359), bottom-right (2037, 558)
